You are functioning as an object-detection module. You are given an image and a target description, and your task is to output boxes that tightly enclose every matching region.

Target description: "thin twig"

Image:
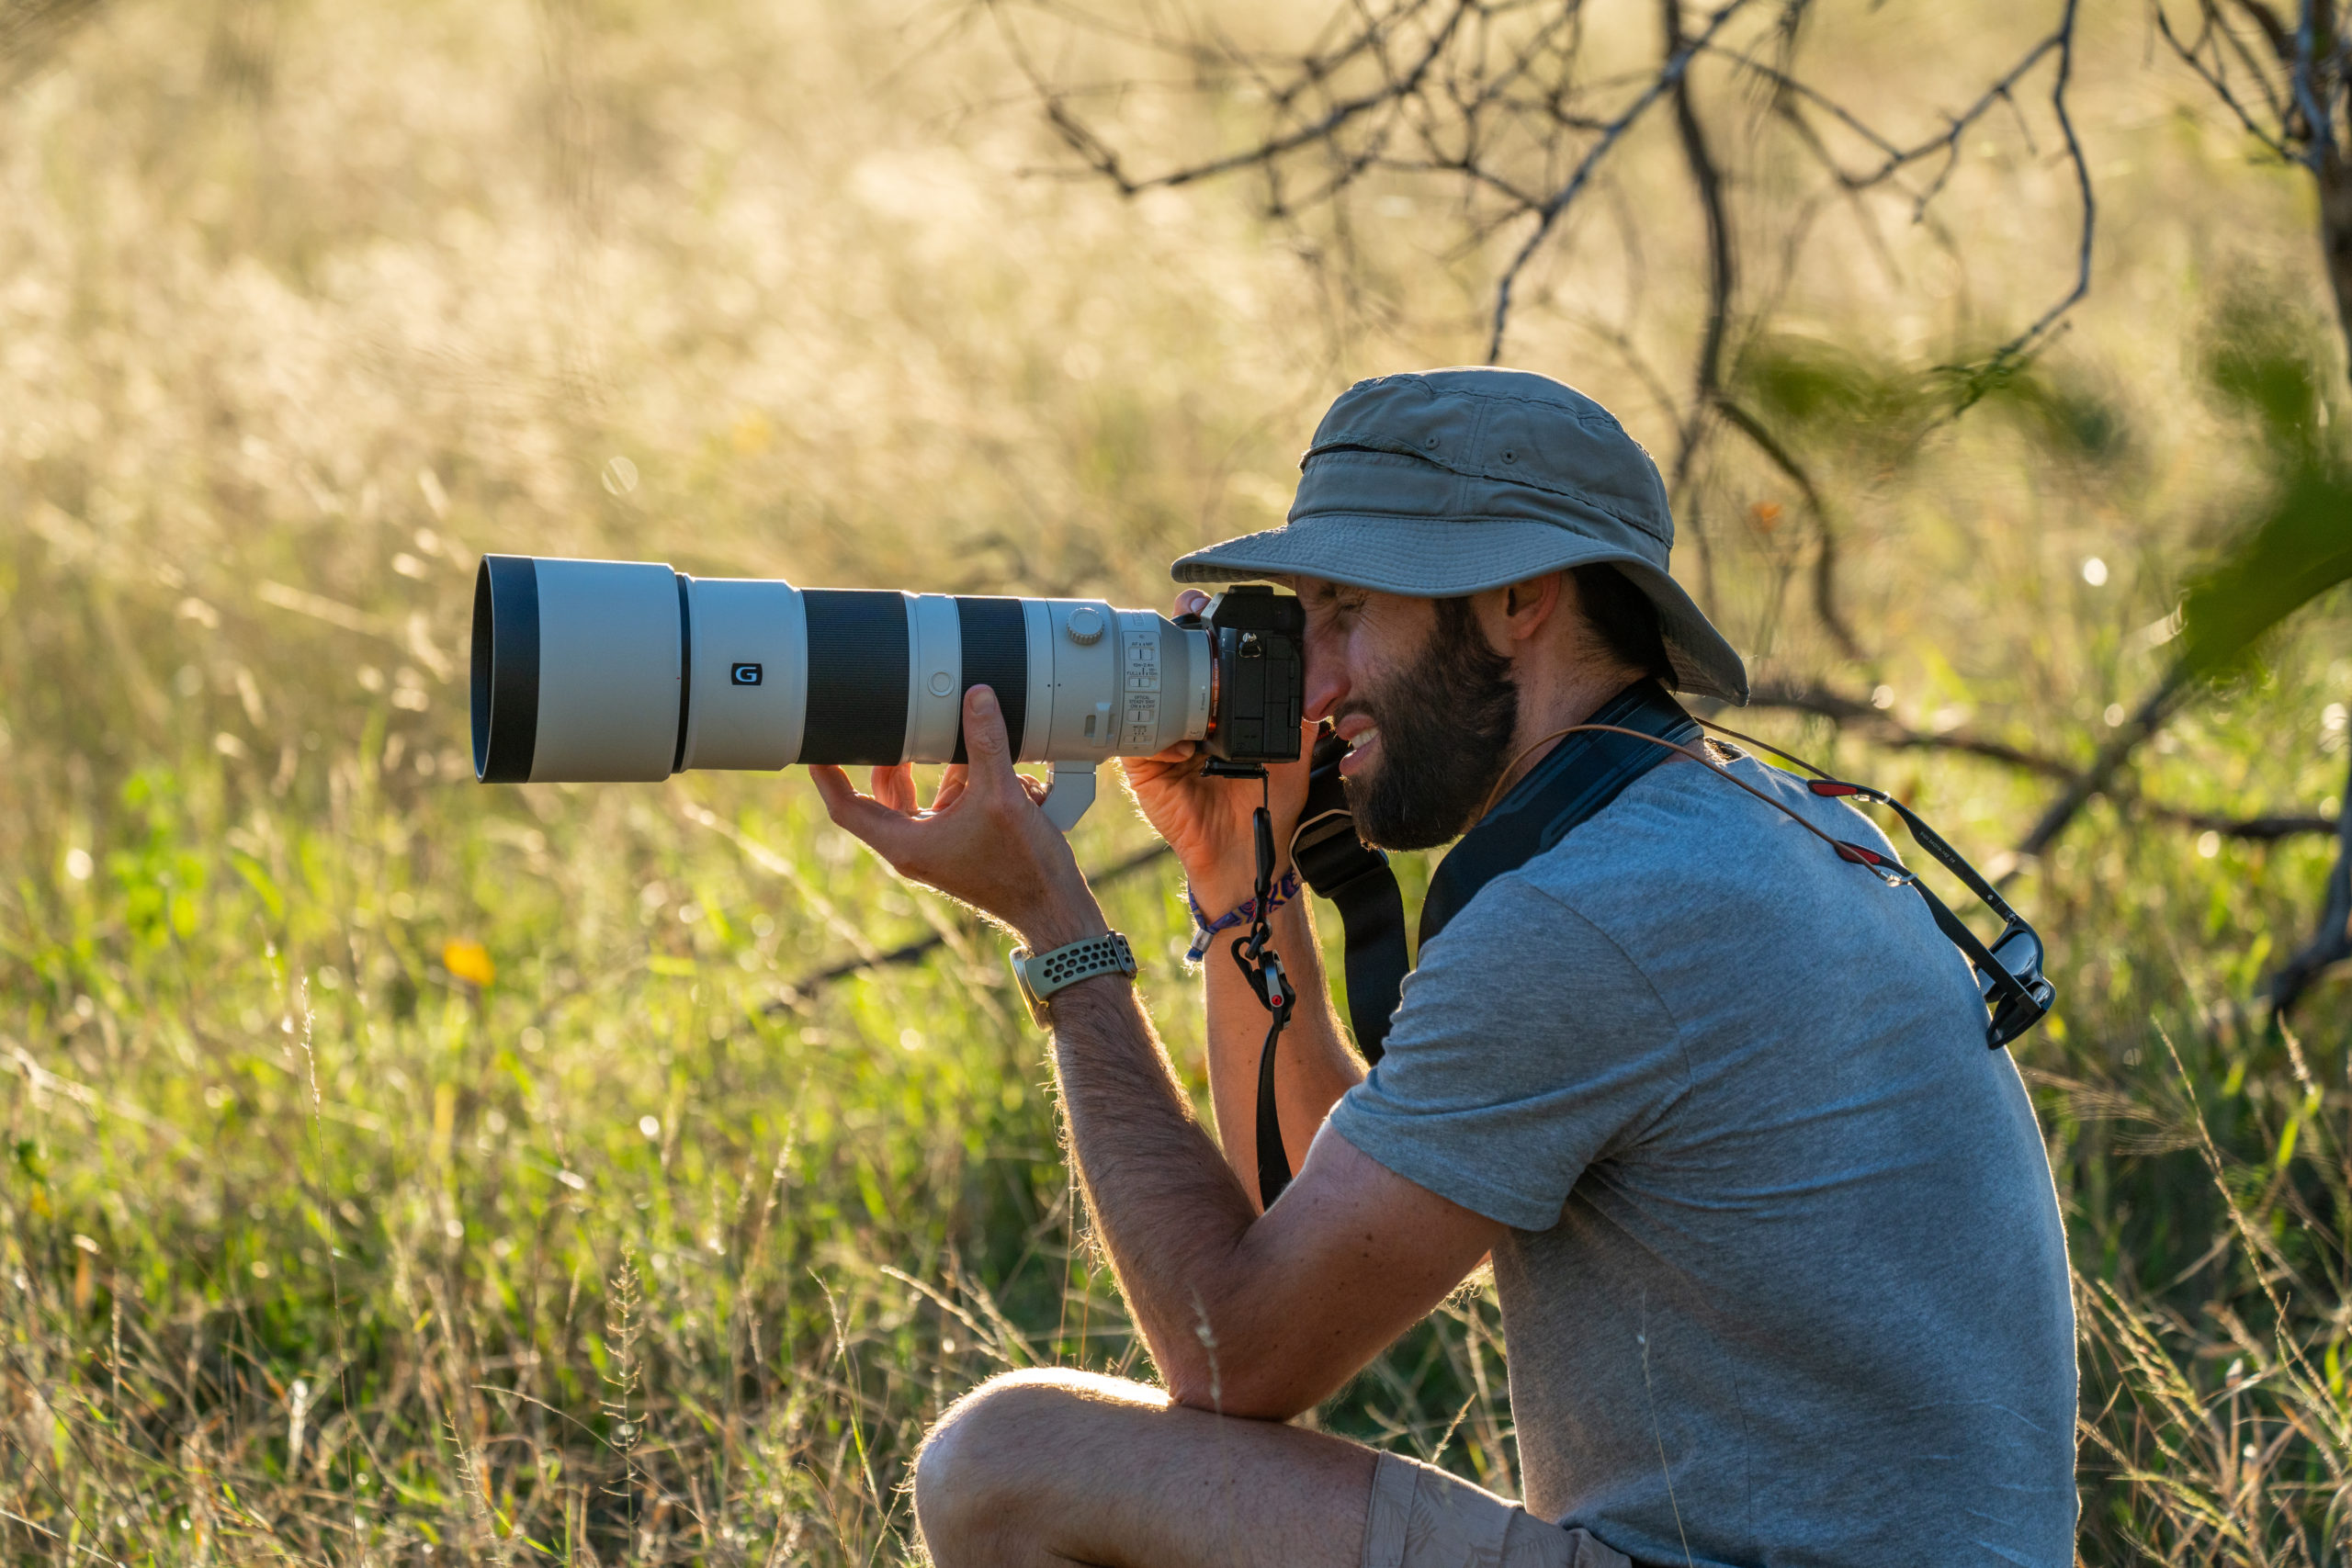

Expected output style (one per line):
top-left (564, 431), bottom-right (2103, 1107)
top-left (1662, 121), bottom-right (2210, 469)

top-left (2269, 744), bottom-right (2352, 1015)
top-left (766, 840), bottom-right (1175, 1007)
top-left (2008, 669), bottom-right (2188, 872)
top-left (1710, 400), bottom-right (1864, 659)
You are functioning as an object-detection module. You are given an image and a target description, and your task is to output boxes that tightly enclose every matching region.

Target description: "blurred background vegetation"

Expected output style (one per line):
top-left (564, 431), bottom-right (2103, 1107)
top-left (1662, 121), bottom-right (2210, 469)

top-left (1, 0), bottom-right (2348, 1561)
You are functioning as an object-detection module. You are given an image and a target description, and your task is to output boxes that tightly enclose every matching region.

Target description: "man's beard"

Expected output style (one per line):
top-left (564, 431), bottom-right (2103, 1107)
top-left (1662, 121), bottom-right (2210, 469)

top-left (1342, 597), bottom-right (1520, 852)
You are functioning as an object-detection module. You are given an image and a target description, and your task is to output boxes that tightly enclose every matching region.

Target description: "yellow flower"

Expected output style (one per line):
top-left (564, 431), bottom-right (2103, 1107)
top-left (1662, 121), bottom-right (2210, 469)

top-left (442, 939), bottom-right (496, 988)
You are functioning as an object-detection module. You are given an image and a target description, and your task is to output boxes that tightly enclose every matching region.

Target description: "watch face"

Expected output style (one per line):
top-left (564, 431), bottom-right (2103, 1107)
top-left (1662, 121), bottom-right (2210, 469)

top-left (1008, 951), bottom-right (1049, 1027)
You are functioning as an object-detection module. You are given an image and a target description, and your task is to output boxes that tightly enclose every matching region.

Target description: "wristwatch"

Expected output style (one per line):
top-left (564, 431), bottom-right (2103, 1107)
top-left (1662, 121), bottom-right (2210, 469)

top-left (1009, 931), bottom-right (1137, 1027)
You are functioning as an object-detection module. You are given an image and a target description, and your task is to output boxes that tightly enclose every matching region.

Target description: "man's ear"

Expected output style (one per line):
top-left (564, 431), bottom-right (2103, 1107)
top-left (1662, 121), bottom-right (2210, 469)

top-left (1498, 572), bottom-right (1566, 643)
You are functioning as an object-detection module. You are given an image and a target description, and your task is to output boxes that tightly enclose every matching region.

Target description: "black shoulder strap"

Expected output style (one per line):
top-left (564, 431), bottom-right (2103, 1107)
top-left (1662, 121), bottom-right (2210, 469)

top-left (1252, 729), bottom-right (1409, 1208)
top-left (1290, 727), bottom-right (1410, 1066)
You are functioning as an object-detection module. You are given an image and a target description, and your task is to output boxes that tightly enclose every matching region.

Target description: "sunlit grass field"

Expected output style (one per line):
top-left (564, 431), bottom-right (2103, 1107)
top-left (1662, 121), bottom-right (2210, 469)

top-left (4, 0), bottom-right (2350, 1561)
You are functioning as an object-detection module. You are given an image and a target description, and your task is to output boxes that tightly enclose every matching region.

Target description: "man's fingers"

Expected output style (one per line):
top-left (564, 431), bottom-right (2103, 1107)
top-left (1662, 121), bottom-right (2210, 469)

top-left (1142, 738), bottom-right (1200, 765)
top-left (960, 689), bottom-right (1061, 816)
top-left (808, 764), bottom-right (916, 862)
top-left (870, 762), bottom-right (917, 816)
top-left (1170, 589), bottom-right (1210, 618)
top-left (930, 764), bottom-right (970, 814)
top-left (959, 687), bottom-right (1027, 804)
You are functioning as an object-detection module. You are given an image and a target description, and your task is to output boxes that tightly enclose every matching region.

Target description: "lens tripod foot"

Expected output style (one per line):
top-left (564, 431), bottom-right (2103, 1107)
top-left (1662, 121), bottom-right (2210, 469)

top-left (1040, 761), bottom-right (1097, 832)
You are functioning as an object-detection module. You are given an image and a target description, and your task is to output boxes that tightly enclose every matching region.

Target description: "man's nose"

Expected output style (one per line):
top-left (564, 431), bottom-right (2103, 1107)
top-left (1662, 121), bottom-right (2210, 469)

top-left (1303, 646), bottom-right (1349, 725)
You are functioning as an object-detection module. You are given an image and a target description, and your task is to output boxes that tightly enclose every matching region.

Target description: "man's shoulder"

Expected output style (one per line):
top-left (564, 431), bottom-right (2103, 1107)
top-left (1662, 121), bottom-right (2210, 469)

top-left (1422, 759), bottom-right (1754, 989)
top-left (1494, 755), bottom-right (1751, 906)
top-left (1506, 750), bottom-right (1882, 921)
top-left (1495, 749), bottom-right (1996, 1062)
top-left (1420, 868), bottom-right (1659, 996)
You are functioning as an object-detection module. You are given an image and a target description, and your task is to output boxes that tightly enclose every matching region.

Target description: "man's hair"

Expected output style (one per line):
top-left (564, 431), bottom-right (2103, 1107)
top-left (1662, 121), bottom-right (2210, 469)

top-left (1570, 563), bottom-right (1672, 683)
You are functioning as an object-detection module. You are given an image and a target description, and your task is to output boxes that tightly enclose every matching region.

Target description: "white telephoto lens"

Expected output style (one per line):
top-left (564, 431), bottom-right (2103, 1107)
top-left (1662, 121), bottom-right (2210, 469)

top-left (472, 555), bottom-right (1214, 784)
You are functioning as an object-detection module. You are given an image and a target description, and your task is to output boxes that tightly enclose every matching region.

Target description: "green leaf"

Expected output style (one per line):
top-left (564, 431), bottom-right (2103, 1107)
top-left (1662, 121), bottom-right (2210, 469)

top-left (2202, 289), bottom-right (2334, 459)
top-left (1736, 334), bottom-right (1938, 438)
top-left (2177, 467), bottom-right (2352, 678)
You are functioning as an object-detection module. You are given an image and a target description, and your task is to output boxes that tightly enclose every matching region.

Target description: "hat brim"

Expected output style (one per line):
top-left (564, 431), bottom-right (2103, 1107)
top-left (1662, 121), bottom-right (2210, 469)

top-left (1173, 515), bottom-right (1748, 705)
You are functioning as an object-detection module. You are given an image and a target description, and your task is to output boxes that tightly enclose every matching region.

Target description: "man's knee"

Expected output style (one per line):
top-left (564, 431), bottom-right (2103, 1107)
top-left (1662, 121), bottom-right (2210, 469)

top-left (913, 1370), bottom-right (1163, 1562)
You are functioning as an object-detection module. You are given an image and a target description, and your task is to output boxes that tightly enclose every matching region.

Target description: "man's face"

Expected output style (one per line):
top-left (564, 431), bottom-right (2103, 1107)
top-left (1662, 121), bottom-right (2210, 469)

top-left (1296, 579), bottom-right (1520, 851)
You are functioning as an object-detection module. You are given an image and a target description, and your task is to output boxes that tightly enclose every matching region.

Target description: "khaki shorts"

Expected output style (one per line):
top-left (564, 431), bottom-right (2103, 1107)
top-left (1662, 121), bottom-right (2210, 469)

top-left (1363, 1452), bottom-right (1634, 1568)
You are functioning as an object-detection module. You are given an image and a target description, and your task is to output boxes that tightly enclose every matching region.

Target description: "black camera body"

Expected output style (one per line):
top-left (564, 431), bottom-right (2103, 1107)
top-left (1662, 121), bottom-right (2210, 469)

top-left (1193, 585), bottom-right (1306, 766)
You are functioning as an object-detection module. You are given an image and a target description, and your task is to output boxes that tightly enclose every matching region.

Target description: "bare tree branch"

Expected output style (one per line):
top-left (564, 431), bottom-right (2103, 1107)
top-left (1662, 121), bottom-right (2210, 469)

top-left (1980, 0), bottom-right (2095, 372)
top-left (1001, 0), bottom-right (2099, 664)
top-left (1848, 32), bottom-right (2065, 197)
top-left (0, 0), bottom-right (107, 87)
top-left (1737, 682), bottom-right (2078, 777)
top-left (2154, 0), bottom-right (2351, 1010)
top-left (996, 0), bottom-right (1477, 195)
top-left (1710, 399), bottom-right (1865, 659)
top-left (1487, 0), bottom-right (1753, 361)
top-left (1664, 0), bottom-right (1736, 619)
top-left (2156, 4), bottom-right (2297, 159)
top-left (2232, 0), bottom-right (2298, 59)
top-left (2008, 671), bottom-right (2192, 871)
top-left (1739, 681), bottom-right (2338, 841)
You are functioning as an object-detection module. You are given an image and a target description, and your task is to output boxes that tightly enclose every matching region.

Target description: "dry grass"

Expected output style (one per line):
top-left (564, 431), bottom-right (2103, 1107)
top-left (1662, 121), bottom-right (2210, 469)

top-left (2, 0), bottom-right (2349, 1562)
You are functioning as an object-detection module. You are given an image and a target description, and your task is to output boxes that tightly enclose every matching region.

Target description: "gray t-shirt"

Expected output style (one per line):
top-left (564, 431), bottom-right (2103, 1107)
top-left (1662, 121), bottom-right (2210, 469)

top-left (1329, 750), bottom-right (2076, 1568)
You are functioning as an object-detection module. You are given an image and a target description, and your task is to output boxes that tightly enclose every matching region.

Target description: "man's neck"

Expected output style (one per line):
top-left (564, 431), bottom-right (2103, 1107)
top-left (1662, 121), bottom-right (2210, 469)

top-left (1486, 660), bottom-right (1649, 816)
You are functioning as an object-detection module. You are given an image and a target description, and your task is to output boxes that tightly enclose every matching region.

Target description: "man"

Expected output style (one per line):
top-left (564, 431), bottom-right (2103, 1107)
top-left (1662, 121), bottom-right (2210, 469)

top-left (812, 367), bottom-right (2077, 1568)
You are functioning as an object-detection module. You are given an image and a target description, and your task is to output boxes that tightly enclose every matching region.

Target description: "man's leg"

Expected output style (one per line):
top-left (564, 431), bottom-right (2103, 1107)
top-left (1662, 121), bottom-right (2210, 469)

top-left (910, 1369), bottom-right (1377, 1568)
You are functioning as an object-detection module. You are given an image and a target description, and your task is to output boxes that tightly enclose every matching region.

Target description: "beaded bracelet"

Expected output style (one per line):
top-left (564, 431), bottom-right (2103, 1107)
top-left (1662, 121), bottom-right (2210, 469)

top-left (1184, 868), bottom-right (1303, 964)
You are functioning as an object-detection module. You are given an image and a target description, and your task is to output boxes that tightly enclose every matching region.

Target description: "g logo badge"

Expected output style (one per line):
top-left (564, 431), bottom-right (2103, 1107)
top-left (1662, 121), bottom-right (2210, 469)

top-left (730, 662), bottom-right (763, 686)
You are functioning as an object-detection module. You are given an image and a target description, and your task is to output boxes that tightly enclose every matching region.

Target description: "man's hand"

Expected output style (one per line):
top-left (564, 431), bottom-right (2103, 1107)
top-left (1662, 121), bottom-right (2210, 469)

top-left (810, 685), bottom-right (1107, 952)
top-left (1121, 591), bottom-right (1316, 914)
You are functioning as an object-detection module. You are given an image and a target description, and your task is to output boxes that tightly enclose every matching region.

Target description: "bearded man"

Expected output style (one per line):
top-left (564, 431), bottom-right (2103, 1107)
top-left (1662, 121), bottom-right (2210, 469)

top-left (813, 367), bottom-right (2078, 1568)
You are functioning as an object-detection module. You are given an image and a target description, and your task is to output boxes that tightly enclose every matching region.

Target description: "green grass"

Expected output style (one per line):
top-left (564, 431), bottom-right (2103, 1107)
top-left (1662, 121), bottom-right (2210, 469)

top-left (4, 0), bottom-right (2352, 1562)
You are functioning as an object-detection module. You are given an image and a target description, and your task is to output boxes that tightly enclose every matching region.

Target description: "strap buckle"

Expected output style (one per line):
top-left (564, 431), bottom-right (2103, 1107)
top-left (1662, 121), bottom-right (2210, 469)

top-left (1235, 942), bottom-right (1292, 1017)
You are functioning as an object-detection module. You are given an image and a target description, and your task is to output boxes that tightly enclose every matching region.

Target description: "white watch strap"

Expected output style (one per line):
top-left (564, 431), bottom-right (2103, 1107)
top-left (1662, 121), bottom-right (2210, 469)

top-left (1012, 931), bottom-right (1136, 1024)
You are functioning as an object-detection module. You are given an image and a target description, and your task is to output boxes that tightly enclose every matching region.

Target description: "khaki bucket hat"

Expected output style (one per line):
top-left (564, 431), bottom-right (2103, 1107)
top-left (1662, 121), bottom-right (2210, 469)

top-left (1172, 367), bottom-right (1748, 705)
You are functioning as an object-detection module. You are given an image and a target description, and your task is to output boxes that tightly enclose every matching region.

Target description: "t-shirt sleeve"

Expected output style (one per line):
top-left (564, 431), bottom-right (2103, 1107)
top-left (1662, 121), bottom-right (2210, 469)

top-left (1326, 876), bottom-right (1687, 1232)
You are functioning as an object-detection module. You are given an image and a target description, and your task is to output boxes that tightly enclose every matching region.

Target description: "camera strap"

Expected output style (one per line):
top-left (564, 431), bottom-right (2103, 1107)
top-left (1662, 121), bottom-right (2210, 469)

top-left (1256, 678), bottom-right (2052, 1210)
top-left (1227, 780), bottom-right (1298, 1204)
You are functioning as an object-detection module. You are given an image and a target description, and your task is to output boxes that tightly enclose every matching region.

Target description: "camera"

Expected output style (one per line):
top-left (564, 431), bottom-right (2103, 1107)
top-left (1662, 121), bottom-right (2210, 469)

top-left (469, 556), bottom-right (1305, 827)
top-left (1181, 584), bottom-right (1304, 768)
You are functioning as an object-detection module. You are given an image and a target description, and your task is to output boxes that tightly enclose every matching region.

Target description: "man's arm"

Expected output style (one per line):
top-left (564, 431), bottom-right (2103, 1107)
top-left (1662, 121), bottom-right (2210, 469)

top-left (1046, 973), bottom-right (1500, 1416)
top-left (811, 686), bottom-right (1501, 1417)
top-left (1197, 892), bottom-right (1363, 1205)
